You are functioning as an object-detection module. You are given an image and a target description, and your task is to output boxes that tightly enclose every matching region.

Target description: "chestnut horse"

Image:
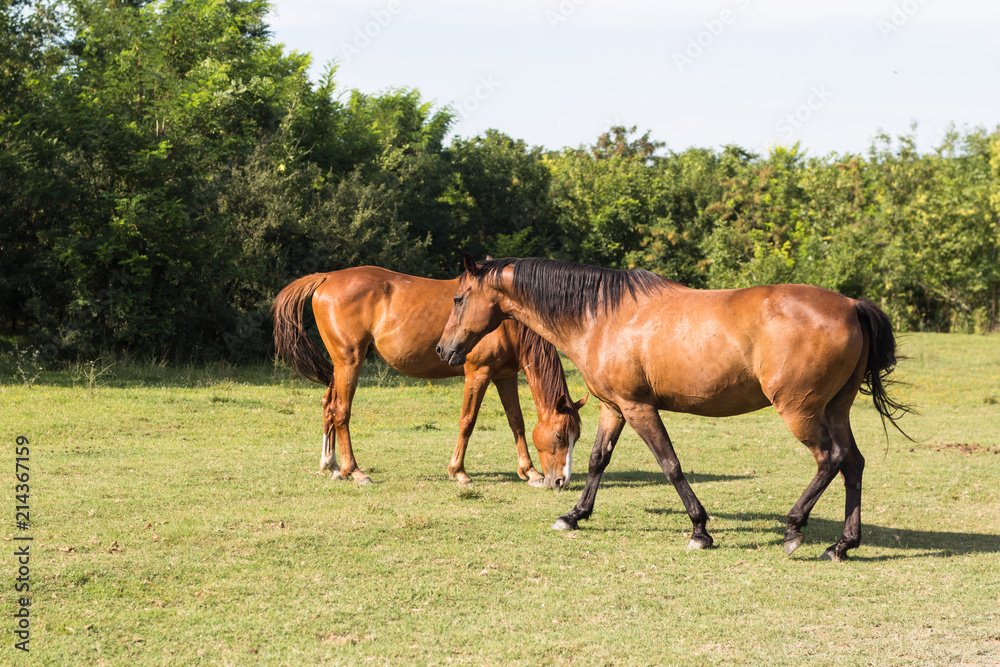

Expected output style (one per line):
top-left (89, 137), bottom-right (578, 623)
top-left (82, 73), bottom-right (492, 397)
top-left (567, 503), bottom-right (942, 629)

top-left (272, 266), bottom-right (586, 488)
top-left (437, 256), bottom-right (911, 560)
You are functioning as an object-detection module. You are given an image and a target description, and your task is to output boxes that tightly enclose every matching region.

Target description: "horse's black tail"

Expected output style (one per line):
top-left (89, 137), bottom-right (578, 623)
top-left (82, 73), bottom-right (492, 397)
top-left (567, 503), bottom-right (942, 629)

top-left (854, 299), bottom-right (915, 440)
top-left (272, 274), bottom-right (334, 386)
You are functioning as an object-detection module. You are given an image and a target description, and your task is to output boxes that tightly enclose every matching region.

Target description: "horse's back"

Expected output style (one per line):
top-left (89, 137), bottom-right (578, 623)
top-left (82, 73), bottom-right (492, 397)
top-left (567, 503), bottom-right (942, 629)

top-left (621, 284), bottom-right (864, 416)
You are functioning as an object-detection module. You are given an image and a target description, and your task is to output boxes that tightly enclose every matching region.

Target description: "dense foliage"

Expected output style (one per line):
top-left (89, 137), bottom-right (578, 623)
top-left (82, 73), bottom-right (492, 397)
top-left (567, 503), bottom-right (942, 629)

top-left (3, 0), bottom-right (998, 362)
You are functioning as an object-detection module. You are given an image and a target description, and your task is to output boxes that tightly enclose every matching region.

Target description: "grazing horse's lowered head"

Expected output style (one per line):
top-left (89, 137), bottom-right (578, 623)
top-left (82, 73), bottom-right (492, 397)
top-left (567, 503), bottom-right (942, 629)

top-left (528, 384), bottom-right (588, 490)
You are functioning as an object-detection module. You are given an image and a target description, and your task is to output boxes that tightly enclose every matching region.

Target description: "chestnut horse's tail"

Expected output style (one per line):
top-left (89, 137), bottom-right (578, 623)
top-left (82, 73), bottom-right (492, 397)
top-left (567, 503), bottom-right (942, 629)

top-left (272, 274), bottom-right (334, 386)
top-left (854, 299), bottom-right (914, 440)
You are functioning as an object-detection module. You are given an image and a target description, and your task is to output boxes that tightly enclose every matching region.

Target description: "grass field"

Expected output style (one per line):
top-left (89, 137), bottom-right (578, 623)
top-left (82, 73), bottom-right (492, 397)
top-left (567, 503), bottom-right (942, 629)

top-left (2, 333), bottom-right (999, 665)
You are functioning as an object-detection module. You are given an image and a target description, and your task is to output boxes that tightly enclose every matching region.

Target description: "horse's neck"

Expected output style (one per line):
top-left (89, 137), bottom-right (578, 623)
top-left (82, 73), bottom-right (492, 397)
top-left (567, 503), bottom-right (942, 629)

top-left (501, 293), bottom-right (582, 363)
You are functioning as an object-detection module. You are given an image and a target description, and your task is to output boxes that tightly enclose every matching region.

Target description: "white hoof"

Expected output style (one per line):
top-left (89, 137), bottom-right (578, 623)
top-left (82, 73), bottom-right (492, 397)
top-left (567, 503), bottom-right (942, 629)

top-left (785, 537), bottom-right (804, 556)
top-left (355, 476), bottom-right (373, 486)
top-left (687, 539), bottom-right (708, 550)
top-left (528, 478), bottom-right (546, 489)
top-left (331, 470), bottom-right (345, 481)
top-left (551, 519), bottom-right (573, 531)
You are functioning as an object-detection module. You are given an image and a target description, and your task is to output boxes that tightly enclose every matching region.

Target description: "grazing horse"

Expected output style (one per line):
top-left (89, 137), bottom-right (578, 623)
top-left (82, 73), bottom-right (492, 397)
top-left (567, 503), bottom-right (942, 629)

top-left (437, 256), bottom-right (911, 560)
top-left (272, 266), bottom-right (586, 488)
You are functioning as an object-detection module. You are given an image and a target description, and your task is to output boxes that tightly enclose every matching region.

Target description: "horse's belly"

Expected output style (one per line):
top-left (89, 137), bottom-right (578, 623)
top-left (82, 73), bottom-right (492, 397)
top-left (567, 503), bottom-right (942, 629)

top-left (634, 332), bottom-right (768, 416)
top-left (372, 335), bottom-right (459, 379)
top-left (656, 383), bottom-right (771, 417)
top-left (644, 346), bottom-right (771, 416)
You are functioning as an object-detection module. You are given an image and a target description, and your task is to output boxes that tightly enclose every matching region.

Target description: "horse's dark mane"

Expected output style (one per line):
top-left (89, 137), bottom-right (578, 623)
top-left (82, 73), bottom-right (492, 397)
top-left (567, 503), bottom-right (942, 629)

top-left (475, 257), bottom-right (680, 331)
top-left (515, 324), bottom-right (572, 409)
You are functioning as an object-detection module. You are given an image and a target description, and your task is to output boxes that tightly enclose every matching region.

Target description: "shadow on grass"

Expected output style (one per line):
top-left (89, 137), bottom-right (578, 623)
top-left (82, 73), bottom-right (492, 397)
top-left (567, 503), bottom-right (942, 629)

top-left (640, 508), bottom-right (1000, 559)
top-left (375, 469), bottom-right (1000, 560)
top-left (600, 469), bottom-right (752, 487)
top-left (457, 469), bottom-right (752, 488)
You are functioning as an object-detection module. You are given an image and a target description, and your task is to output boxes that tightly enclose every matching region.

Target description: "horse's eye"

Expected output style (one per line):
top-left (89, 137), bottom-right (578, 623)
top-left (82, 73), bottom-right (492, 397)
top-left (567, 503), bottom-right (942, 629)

top-left (453, 297), bottom-right (463, 306)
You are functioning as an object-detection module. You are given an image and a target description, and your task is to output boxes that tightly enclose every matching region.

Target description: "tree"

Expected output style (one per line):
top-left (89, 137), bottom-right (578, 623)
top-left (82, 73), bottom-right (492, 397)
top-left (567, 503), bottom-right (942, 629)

top-left (442, 130), bottom-right (553, 260)
top-left (547, 126), bottom-right (666, 269)
top-left (700, 144), bottom-right (805, 288)
top-left (624, 147), bottom-right (726, 286)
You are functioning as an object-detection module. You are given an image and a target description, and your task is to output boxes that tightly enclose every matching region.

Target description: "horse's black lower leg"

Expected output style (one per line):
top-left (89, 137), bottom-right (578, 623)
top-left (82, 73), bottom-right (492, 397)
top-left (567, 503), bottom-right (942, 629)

top-left (784, 463), bottom-right (839, 555)
top-left (664, 463), bottom-right (712, 550)
top-left (822, 438), bottom-right (865, 561)
top-left (626, 407), bottom-right (712, 549)
top-left (784, 430), bottom-right (851, 557)
top-left (552, 404), bottom-right (625, 530)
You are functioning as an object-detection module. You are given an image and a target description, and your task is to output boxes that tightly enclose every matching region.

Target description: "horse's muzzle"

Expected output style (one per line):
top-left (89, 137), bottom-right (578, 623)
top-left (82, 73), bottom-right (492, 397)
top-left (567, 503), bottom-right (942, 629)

top-left (436, 344), bottom-right (466, 367)
top-left (545, 473), bottom-right (568, 491)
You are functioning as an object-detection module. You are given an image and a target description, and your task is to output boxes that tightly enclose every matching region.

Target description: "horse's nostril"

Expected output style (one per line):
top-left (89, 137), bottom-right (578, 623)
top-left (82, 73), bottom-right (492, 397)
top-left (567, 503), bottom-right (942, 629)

top-left (435, 345), bottom-right (443, 356)
top-left (555, 477), bottom-right (564, 488)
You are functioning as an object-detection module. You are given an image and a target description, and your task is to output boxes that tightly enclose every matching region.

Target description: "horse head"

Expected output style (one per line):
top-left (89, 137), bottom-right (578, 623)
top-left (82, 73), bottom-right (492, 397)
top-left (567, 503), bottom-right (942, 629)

top-left (436, 253), bottom-right (508, 367)
top-left (531, 392), bottom-right (588, 490)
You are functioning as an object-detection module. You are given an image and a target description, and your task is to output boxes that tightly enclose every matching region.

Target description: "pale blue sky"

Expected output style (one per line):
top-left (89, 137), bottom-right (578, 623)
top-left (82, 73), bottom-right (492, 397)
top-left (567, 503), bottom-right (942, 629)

top-left (269, 0), bottom-right (1000, 156)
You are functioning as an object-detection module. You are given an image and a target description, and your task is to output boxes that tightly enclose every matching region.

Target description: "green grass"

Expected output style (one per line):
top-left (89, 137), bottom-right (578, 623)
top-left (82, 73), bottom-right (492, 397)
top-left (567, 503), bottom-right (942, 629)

top-left (2, 333), bottom-right (999, 665)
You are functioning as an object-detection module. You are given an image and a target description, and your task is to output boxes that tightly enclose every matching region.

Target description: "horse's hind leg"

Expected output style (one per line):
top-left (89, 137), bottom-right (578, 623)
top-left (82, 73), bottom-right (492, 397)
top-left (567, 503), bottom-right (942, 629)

top-left (779, 410), bottom-right (851, 558)
top-left (320, 383), bottom-right (338, 475)
top-left (822, 419), bottom-right (865, 562)
top-left (329, 356), bottom-right (371, 485)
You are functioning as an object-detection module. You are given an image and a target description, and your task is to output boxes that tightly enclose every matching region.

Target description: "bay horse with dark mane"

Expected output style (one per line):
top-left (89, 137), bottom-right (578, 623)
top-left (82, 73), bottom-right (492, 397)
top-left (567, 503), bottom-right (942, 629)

top-left (437, 256), bottom-right (911, 560)
top-left (273, 266), bottom-right (586, 489)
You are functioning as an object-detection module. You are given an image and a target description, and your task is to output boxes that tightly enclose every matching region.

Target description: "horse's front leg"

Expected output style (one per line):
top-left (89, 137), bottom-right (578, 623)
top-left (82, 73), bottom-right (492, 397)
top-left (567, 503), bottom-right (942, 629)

top-left (624, 405), bottom-right (713, 550)
top-left (552, 403), bottom-right (625, 530)
top-left (492, 375), bottom-right (544, 486)
top-left (447, 369), bottom-right (491, 486)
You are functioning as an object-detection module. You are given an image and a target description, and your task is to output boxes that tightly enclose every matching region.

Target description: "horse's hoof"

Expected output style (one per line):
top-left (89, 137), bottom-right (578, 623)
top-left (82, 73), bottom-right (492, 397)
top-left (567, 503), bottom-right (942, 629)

top-left (820, 546), bottom-right (844, 562)
top-left (551, 518), bottom-right (576, 531)
top-left (528, 478), bottom-right (546, 489)
top-left (355, 476), bottom-right (374, 486)
top-left (331, 470), bottom-right (345, 481)
top-left (687, 536), bottom-right (713, 550)
top-left (784, 536), bottom-right (804, 556)
top-left (456, 478), bottom-right (474, 487)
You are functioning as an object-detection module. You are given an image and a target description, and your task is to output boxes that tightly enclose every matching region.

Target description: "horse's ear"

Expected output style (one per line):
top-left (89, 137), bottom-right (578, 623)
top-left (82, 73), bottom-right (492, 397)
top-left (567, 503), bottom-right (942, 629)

top-left (484, 254), bottom-right (494, 261)
top-left (558, 393), bottom-right (587, 414)
top-left (462, 252), bottom-right (479, 276)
